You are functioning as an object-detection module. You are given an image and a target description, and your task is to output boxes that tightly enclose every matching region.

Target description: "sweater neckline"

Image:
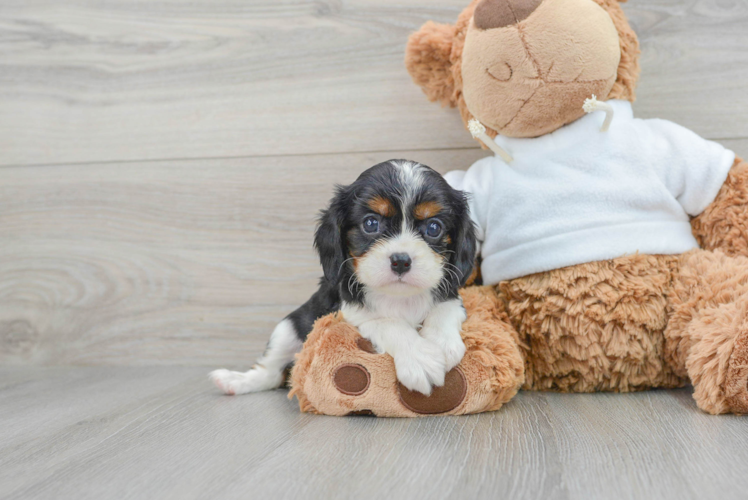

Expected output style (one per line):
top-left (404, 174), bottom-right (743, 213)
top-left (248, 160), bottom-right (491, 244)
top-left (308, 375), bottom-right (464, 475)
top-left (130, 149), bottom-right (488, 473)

top-left (491, 100), bottom-right (634, 158)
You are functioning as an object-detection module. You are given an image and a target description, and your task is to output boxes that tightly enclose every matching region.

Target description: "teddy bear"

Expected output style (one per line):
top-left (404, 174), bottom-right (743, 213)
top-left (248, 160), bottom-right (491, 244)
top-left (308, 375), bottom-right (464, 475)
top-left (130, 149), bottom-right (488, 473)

top-left (289, 0), bottom-right (748, 416)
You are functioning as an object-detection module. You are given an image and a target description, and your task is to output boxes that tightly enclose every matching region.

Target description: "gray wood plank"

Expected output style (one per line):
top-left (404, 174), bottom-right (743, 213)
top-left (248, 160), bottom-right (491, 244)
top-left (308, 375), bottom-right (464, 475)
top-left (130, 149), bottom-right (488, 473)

top-left (0, 366), bottom-right (198, 450)
top-left (1, 367), bottom-right (747, 500)
top-left (0, 0), bottom-right (745, 167)
top-left (0, 148), bottom-right (490, 366)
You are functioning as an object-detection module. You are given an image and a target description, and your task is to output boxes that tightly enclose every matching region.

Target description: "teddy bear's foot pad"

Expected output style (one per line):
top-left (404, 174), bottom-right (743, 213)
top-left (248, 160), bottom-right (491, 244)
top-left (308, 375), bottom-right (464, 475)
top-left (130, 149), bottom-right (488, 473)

top-left (334, 366), bottom-right (468, 416)
top-left (398, 367), bottom-right (467, 415)
top-left (289, 287), bottom-right (527, 417)
top-left (332, 364), bottom-right (370, 396)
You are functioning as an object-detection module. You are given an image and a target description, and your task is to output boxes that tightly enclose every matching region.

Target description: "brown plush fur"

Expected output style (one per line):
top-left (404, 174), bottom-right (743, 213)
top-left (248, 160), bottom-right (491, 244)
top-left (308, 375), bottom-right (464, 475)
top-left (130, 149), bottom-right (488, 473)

top-left (405, 0), bottom-right (640, 142)
top-left (666, 250), bottom-right (748, 414)
top-left (404, 21), bottom-right (457, 107)
top-left (499, 254), bottom-right (684, 392)
top-left (692, 158), bottom-right (748, 257)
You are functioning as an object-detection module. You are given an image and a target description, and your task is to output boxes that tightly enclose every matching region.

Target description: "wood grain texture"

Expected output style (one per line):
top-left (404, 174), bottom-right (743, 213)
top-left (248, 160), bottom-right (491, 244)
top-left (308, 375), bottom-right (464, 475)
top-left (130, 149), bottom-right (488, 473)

top-left (1, 367), bottom-right (747, 500)
top-left (0, 149), bottom-right (490, 366)
top-left (0, 0), bottom-right (746, 166)
top-left (0, 0), bottom-right (746, 367)
top-left (4, 141), bottom-right (746, 367)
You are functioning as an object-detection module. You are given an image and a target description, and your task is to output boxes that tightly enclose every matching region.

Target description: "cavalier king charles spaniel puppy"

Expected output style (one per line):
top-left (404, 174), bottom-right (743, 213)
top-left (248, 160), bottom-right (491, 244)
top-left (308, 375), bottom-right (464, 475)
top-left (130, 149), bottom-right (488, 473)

top-left (211, 160), bottom-right (477, 396)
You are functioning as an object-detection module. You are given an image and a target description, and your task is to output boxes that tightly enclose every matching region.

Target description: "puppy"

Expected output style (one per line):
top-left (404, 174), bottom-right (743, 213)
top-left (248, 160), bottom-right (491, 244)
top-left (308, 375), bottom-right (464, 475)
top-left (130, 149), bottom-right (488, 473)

top-left (210, 160), bottom-right (477, 396)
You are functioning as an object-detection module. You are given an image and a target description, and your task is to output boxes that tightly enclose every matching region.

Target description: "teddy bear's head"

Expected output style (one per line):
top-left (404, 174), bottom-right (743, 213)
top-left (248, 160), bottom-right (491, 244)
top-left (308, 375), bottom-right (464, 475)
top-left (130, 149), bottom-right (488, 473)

top-left (406, 0), bottom-right (640, 139)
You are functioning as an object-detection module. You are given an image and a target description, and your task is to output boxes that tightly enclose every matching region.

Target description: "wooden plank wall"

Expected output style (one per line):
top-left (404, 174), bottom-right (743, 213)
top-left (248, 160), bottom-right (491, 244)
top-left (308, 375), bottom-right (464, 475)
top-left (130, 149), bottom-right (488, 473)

top-left (1, 0), bottom-right (747, 366)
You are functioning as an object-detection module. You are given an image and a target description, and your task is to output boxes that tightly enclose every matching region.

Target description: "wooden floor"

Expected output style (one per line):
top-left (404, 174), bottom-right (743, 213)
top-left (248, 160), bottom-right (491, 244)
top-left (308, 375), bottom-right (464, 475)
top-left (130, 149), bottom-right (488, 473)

top-left (1, 367), bottom-right (747, 500)
top-left (1, 1), bottom-right (748, 498)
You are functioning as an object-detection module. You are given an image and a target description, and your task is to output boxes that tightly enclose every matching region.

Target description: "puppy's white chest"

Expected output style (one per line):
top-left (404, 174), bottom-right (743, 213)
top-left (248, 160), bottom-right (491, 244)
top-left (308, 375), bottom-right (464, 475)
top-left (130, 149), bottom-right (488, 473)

top-left (342, 292), bottom-right (434, 328)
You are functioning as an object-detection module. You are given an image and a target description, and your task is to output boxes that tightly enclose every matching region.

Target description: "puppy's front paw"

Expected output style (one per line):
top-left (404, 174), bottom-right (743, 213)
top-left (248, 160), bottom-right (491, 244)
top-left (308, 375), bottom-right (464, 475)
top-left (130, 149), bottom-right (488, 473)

top-left (441, 336), bottom-right (467, 371)
top-left (394, 341), bottom-right (447, 396)
top-left (420, 326), bottom-right (466, 371)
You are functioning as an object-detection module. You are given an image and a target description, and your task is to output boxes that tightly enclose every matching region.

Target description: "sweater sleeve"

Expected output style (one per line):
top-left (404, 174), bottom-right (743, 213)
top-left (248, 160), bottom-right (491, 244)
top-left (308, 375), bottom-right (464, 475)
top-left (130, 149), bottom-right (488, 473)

top-left (442, 156), bottom-right (496, 249)
top-left (646, 119), bottom-right (736, 216)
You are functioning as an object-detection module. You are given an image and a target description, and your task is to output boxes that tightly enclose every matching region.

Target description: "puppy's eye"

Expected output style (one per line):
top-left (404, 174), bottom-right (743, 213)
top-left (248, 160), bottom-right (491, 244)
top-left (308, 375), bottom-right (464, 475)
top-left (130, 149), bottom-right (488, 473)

top-left (425, 220), bottom-right (442, 238)
top-left (363, 216), bottom-right (380, 234)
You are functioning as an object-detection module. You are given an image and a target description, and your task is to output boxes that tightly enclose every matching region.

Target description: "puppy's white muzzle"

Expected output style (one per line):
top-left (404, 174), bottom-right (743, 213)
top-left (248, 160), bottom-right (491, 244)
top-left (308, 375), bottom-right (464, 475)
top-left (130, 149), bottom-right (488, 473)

top-left (356, 232), bottom-right (443, 296)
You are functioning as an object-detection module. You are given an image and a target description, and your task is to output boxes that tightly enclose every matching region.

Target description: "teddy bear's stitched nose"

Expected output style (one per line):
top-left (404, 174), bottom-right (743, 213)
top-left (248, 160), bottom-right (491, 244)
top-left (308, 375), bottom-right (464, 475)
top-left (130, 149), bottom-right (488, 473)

top-left (474, 0), bottom-right (544, 30)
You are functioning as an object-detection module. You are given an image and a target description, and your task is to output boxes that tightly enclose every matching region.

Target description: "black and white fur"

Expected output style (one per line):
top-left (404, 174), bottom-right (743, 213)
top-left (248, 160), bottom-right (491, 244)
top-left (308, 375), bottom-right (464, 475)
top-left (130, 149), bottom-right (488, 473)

top-left (210, 160), bottom-right (477, 396)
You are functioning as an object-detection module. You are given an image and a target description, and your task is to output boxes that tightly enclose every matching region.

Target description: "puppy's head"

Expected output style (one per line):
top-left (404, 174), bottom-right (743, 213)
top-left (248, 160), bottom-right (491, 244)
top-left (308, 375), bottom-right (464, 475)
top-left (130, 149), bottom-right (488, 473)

top-left (315, 160), bottom-right (476, 302)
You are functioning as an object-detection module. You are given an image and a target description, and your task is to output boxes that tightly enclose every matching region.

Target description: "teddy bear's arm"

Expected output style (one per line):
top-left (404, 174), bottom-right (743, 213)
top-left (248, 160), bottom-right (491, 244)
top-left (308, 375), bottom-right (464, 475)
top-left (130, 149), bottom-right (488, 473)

top-left (691, 157), bottom-right (748, 257)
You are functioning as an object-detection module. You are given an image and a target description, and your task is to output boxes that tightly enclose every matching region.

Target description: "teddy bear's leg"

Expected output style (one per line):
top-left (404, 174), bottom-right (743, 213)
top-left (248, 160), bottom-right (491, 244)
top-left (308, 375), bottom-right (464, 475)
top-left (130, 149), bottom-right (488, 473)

top-left (290, 286), bottom-right (525, 416)
top-left (665, 249), bottom-right (748, 414)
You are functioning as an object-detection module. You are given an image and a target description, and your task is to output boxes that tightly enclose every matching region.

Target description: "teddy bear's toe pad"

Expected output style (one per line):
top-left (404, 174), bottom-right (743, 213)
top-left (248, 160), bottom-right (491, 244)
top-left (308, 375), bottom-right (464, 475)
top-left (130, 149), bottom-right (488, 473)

top-left (398, 367), bottom-right (467, 414)
top-left (725, 331), bottom-right (748, 414)
top-left (356, 337), bottom-right (378, 354)
top-left (333, 364), bottom-right (370, 396)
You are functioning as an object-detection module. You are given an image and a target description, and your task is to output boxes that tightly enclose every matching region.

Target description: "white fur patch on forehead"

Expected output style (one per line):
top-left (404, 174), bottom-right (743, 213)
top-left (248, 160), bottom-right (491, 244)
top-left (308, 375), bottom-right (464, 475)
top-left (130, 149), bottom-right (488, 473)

top-left (390, 160), bottom-right (426, 194)
top-left (389, 160), bottom-right (426, 231)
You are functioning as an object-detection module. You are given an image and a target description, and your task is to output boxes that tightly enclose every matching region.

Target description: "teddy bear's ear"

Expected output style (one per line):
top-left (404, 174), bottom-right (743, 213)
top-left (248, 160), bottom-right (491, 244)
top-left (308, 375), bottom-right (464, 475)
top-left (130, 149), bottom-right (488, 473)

top-left (405, 21), bottom-right (457, 107)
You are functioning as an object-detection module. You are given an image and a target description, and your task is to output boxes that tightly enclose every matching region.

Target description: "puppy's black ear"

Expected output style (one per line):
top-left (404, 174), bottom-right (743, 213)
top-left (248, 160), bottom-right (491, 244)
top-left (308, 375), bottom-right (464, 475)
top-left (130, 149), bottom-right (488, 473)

top-left (450, 191), bottom-right (477, 287)
top-left (314, 185), bottom-right (349, 284)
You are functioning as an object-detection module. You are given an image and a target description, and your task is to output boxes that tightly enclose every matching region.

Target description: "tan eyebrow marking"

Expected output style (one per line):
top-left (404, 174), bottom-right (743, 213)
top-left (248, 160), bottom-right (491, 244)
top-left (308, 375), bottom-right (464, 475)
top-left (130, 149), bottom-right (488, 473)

top-left (349, 251), bottom-right (360, 270)
top-left (414, 201), bottom-right (442, 220)
top-left (368, 196), bottom-right (396, 217)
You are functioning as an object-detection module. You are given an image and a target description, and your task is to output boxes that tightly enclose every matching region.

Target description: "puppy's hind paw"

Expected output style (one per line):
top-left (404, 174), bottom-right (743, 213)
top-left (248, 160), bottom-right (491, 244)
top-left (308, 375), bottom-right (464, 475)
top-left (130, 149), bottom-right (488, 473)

top-left (209, 369), bottom-right (241, 395)
top-left (209, 367), bottom-right (283, 395)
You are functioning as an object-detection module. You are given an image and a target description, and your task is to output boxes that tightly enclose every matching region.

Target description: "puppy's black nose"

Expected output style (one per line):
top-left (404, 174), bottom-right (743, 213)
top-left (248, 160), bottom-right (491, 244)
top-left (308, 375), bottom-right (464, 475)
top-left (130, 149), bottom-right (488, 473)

top-left (390, 253), bottom-right (412, 275)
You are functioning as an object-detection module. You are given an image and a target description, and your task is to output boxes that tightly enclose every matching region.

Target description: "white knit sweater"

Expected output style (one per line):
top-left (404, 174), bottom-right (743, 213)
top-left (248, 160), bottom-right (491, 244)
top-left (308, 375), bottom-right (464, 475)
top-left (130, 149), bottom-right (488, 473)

top-left (445, 100), bottom-right (736, 284)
